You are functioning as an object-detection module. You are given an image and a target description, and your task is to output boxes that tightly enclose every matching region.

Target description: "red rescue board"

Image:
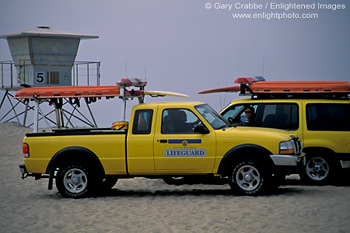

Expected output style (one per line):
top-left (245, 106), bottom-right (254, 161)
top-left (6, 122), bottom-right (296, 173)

top-left (199, 81), bottom-right (350, 95)
top-left (198, 86), bottom-right (240, 94)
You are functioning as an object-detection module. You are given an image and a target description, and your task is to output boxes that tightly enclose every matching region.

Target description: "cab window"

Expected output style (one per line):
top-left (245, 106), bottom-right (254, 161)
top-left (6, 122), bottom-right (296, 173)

top-left (132, 109), bottom-right (153, 134)
top-left (259, 103), bottom-right (299, 130)
top-left (162, 108), bottom-right (201, 134)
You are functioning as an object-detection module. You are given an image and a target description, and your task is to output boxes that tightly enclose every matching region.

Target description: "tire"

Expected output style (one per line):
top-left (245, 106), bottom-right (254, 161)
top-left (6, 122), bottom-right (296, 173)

top-left (98, 176), bottom-right (118, 191)
top-left (300, 154), bottom-right (334, 185)
top-left (228, 157), bottom-right (271, 196)
top-left (56, 161), bottom-right (95, 198)
top-left (270, 173), bottom-right (286, 189)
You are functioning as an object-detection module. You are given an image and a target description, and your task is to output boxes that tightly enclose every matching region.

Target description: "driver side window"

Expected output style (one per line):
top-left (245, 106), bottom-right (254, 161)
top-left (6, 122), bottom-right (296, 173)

top-left (161, 108), bottom-right (201, 134)
top-left (222, 105), bottom-right (245, 122)
top-left (222, 104), bottom-right (259, 126)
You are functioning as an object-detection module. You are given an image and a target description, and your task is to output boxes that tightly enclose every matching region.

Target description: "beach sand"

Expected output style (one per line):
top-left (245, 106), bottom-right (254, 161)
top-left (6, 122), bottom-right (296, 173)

top-left (1, 122), bottom-right (349, 233)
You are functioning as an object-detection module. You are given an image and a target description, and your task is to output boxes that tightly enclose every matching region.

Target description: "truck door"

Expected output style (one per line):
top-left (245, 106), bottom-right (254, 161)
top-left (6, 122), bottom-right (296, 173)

top-left (127, 109), bottom-right (155, 174)
top-left (154, 107), bottom-right (216, 174)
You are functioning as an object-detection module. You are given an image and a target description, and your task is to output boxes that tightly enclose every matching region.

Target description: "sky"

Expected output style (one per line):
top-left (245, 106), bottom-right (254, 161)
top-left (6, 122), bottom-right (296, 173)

top-left (0, 0), bottom-right (349, 127)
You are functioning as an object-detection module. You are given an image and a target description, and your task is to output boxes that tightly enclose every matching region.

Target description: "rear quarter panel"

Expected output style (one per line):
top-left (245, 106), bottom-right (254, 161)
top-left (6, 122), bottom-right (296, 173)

top-left (301, 99), bottom-right (350, 154)
top-left (24, 133), bottom-right (126, 175)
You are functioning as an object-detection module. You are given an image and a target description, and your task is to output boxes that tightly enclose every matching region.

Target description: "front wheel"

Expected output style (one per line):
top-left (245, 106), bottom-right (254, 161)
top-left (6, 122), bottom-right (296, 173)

top-left (300, 154), bottom-right (335, 185)
top-left (56, 161), bottom-right (94, 198)
top-left (228, 158), bottom-right (271, 196)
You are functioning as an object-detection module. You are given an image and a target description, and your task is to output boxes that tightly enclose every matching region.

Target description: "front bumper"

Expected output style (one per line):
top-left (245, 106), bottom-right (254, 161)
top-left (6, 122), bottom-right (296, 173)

top-left (270, 153), bottom-right (306, 166)
top-left (340, 160), bottom-right (350, 169)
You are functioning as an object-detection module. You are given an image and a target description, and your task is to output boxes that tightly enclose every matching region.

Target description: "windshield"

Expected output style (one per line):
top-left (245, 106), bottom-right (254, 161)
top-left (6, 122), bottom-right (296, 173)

top-left (195, 104), bottom-right (229, 130)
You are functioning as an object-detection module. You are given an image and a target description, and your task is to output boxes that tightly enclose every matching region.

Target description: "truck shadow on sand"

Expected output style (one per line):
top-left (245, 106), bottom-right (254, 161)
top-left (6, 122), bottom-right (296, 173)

top-left (101, 187), bottom-right (304, 197)
top-left (283, 176), bottom-right (350, 187)
top-left (47, 176), bottom-right (350, 199)
top-left (99, 183), bottom-right (312, 198)
top-left (96, 177), bottom-right (350, 198)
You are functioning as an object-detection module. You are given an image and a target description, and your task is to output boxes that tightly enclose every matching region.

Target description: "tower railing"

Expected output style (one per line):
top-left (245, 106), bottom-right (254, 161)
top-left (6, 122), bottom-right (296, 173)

top-left (0, 61), bottom-right (17, 89)
top-left (1, 60), bottom-right (102, 128)
top-left (72, 61), bottom-right (101, 86)
top-left (0, 60), bottom-right (101, 89)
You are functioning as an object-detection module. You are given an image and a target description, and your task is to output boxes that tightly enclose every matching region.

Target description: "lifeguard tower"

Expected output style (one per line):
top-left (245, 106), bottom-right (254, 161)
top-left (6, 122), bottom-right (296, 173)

top-left (0, 26), bottom-right (100, 128)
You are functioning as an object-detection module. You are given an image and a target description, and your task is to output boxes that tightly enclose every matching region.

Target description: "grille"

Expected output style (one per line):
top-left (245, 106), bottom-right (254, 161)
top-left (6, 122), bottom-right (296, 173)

top-left (293, 138), bottom-right (302, 154)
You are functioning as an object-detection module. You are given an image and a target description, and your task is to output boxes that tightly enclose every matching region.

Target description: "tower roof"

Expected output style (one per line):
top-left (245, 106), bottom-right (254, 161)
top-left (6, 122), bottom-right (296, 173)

top-left (0, 26), bottom-right (98, 39)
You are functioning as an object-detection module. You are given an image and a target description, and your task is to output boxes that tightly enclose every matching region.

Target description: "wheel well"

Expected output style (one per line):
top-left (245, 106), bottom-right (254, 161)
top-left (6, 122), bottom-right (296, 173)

top-left (46, 147), bottom-right (105, 178)
top-left (303, 147), bottom-right (338, 165)
top-left (218, 144), bottom-right (274, 176)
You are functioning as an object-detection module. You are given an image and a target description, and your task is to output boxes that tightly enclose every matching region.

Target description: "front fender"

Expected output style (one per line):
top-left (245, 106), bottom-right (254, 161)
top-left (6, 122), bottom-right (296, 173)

top-left (217, 144), bottom-right (273, 176)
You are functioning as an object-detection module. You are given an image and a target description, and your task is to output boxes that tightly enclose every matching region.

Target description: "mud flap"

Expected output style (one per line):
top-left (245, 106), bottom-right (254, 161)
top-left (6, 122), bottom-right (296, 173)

top-left (48, 169), bottom-right (55, 190)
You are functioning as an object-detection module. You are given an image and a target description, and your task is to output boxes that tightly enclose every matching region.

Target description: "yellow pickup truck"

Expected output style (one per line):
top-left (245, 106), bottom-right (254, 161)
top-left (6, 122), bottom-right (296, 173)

top-left (20, 101), bottom-right (304, 198)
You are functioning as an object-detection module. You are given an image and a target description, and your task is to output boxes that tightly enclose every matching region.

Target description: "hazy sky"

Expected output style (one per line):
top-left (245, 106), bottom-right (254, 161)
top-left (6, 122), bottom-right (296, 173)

top-left (1, 0), bottom-right (349, 126)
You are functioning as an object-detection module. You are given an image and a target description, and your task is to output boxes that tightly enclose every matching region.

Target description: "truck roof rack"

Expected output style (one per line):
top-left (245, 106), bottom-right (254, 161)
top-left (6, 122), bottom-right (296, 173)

top-left (199, 77), bottom-right (350, 100)
top-left (14, 78), bottom-right (189, 132)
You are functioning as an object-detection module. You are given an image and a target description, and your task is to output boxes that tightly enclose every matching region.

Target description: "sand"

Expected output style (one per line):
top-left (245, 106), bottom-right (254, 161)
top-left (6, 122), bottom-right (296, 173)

top-left (1, 122), bottom-right (350, 233)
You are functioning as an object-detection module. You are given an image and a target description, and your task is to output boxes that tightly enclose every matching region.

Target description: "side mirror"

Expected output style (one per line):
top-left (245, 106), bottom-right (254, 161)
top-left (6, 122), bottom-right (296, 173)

top-left (194, 124), bottom-right (210, 134)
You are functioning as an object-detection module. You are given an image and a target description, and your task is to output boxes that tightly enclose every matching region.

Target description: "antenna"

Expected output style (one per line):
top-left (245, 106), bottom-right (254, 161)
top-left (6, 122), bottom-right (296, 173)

top-left (262, 56), bottom-right (265, 76)
top-left (218, 83), bottom-right (222, 110)
top-left (124, 60), bottom-right (128, 77)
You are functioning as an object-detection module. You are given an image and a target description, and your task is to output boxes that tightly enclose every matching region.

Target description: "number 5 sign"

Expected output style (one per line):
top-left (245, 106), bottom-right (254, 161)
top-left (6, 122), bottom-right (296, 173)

top-left (35, 72), bottom-right (45, 84)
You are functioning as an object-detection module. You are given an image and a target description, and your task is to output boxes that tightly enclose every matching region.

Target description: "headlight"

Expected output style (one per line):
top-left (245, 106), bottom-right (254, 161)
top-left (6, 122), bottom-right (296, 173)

top-left (279, 140), bottom-right (296, 155)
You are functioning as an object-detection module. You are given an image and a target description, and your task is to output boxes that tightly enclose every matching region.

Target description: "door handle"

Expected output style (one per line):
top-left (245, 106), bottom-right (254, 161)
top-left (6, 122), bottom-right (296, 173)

top-left (159, 139), bottom-right (167, 143)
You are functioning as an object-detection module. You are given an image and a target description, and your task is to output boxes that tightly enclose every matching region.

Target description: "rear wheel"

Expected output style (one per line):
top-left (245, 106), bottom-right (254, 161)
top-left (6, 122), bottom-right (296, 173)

top-left (163, 176), bottom-right (186, 185)
top-left (56, 161), bottom-right (95, 198)
top-left (228, 157), bottom-right (271, 196)
top-left (98, 176), bottom-right (118, 191)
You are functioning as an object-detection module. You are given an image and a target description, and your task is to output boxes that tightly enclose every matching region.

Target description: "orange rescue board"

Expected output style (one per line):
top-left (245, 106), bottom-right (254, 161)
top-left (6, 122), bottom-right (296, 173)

top-left (14, 85), bottom-right (143, 99)
top-left (250, 81), bottom-right (350, 93)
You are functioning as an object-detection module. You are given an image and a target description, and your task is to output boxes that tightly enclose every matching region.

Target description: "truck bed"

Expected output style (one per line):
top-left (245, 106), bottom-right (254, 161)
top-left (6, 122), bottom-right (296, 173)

top-left (25, 128), bottom-right (127, 137)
